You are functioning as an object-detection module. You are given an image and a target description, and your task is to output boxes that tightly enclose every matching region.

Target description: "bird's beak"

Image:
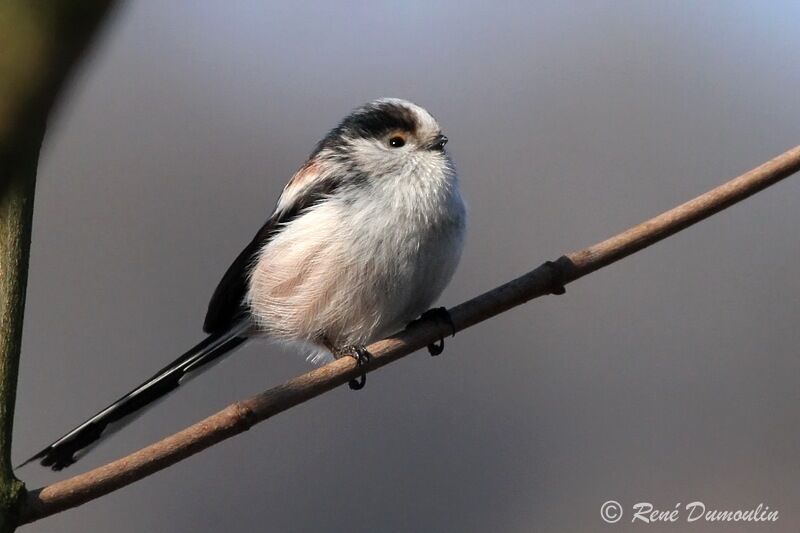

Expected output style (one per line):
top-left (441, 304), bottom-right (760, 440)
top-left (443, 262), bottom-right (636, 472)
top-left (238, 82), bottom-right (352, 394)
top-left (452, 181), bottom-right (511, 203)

top-left (428, 134), bottom-right (448, 151)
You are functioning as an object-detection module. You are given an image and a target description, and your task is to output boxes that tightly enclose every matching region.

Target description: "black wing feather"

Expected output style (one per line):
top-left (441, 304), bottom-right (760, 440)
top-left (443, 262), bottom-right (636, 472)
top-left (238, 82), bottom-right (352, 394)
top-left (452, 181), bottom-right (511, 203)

top-left (202, 217), bottom-right (280, 333)
top-left (202, 177), bottom-right (342, 333)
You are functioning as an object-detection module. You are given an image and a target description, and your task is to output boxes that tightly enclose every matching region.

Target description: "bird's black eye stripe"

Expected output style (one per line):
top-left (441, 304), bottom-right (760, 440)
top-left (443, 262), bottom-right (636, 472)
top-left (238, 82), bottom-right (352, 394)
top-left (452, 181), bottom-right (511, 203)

top-left (309, 101), bottom-right (419, 157)
top-left (389, 136), bottom-right (405, 148)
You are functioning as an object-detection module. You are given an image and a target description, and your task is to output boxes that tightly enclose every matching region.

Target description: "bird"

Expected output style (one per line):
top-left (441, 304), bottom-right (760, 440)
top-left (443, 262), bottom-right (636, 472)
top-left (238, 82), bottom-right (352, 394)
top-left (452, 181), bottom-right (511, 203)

top-left (21, 98), bottom-right (467, 470)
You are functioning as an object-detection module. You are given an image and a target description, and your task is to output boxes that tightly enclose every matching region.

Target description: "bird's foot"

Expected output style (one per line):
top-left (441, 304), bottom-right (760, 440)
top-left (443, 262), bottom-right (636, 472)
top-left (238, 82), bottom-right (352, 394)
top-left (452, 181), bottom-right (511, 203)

top-left (411, 307), bottom-right (456, 356)
top-left (334, 344), bottom-right (371, 390)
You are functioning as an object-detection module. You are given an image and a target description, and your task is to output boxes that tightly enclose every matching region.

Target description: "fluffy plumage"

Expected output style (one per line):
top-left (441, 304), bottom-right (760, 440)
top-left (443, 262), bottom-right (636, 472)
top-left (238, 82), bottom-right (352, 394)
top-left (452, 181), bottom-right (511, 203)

top-left (23, 98), bottom-right (466, 469)
top-left (246, 99), bottom-right (465, 362)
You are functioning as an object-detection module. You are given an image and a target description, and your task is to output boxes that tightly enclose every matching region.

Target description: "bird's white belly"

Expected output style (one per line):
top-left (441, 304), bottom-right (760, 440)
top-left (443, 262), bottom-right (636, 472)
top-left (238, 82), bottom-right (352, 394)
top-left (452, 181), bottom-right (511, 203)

top-left (245, 184), bottom-right (464, 362)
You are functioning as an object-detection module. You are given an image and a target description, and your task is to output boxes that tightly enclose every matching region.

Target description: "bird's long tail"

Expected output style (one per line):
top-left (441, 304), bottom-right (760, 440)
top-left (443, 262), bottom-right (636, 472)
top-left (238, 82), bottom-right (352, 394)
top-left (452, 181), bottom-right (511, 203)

top-left (19, 321), bottom-right (251, 471)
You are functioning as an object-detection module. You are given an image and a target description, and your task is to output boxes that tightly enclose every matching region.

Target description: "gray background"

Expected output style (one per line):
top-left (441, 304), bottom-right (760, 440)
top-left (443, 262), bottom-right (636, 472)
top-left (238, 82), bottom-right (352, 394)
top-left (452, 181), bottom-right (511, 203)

top-left (14, 1), bottom-right (800, 532)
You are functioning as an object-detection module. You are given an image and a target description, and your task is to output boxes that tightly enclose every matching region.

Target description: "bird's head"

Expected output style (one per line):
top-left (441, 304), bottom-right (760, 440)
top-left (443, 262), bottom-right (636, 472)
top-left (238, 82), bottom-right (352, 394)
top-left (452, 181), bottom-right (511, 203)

top-left (312, 98), bottom-right (450, 179)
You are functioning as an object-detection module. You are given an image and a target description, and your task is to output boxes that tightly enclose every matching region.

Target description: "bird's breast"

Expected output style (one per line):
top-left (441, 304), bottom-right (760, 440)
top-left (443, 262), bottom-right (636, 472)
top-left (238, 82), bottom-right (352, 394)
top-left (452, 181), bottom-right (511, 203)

top-left (246, 169), bottom-right (465, 353)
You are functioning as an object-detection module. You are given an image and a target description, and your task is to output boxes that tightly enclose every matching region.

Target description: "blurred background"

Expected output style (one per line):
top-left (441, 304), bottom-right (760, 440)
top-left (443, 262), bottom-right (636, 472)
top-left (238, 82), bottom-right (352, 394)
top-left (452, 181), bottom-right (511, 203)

top-left (14, 1), bottom-right (800, 531)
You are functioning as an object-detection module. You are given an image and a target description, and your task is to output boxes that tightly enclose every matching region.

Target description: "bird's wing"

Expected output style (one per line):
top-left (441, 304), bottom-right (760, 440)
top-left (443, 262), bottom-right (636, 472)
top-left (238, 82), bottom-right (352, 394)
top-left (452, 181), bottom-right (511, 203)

top-left (202, 162), bottom-right (341, 334)
top-left (202, 215), bottom-right (281, 333)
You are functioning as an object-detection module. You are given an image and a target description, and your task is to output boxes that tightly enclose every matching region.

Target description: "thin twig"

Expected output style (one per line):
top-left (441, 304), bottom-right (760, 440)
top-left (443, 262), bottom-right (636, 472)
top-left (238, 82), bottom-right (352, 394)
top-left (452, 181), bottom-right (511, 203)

top-left (18, 145), bottom-right (800, 525)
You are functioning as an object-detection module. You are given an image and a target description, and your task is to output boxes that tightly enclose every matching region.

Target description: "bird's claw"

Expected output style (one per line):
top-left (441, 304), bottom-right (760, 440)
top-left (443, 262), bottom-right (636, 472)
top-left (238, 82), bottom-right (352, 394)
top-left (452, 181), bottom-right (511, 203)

top-left (342, 345), bottom-right (370, 390)
top-left (416, 307), bottom-right (456, 356)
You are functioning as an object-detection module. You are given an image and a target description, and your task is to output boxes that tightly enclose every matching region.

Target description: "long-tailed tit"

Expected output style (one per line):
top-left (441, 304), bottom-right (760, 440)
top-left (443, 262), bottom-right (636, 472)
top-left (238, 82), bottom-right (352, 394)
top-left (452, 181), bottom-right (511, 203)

top-left (23, 98), bottom-right (467, 470)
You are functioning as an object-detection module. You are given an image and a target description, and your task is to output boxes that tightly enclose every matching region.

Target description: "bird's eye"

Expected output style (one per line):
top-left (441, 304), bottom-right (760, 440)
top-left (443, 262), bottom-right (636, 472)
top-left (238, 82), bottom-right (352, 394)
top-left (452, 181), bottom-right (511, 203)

top-left (389, 136), bottom-right (405, 148)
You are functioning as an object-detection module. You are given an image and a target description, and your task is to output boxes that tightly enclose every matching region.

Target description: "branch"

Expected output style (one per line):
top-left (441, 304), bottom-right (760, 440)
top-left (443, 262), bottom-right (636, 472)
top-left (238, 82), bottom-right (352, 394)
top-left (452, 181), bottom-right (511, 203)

top-left (0, 2), bottom-right (117, 531)
top-left (18, 144), bottom-right (800, 525)
top-left (0, 161), bottom-right (37, 533)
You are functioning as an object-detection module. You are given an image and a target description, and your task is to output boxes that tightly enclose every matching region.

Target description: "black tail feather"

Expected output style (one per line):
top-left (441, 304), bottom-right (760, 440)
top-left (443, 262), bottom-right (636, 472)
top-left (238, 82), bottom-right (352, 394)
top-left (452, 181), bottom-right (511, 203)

top-left (19, 324), bottom-right (249, 471)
